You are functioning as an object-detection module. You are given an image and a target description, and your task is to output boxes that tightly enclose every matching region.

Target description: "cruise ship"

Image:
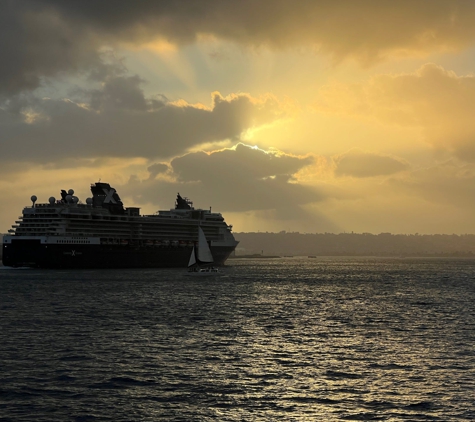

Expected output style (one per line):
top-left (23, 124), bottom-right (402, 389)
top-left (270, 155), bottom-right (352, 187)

top-left (2, 182), bottom-right (238, 268)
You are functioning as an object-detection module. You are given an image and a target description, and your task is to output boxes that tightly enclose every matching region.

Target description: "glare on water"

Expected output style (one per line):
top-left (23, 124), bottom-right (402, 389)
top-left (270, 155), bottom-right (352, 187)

top-left (0, 257), bottom-right (474, 421)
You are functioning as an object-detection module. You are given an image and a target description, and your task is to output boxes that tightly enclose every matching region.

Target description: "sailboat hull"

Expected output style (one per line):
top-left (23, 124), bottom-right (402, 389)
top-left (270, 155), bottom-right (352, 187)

top-left (186, 269), bottom-right (219, 277)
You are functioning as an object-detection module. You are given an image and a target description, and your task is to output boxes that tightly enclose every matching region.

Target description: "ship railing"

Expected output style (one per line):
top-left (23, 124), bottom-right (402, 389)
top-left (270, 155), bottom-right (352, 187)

top-left (30, 203), bottom-right (93, 209)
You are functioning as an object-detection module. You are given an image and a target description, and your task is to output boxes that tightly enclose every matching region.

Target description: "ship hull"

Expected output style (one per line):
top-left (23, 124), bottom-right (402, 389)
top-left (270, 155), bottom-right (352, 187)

top-left (2, 239), bottom-right (235, 269)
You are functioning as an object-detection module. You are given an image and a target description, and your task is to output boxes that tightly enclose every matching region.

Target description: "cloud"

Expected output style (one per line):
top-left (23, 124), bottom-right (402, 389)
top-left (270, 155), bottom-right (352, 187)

top-left (116, 146), bottom-right (475, 234)
top-left (334, 149), bottom-right (410, 177)
top-left (147, 163), bottom-right (169, 178)
top-left (299, 158), bottom-right (475, 234)
top-left (0, 78), bottom-right (288, 163)
top-left (388, 160), bottom-right (475, 208)
top-left (89, 75), bottom-right (152, 111)
top-left (0, 1), bottom-right (106, 96)
top-left (4, 1), bottom-right (475, 94)
top-left (171, 143), bottom-right (313, 183)
top-left (317, 63), bottom-right (475, 162)
top-left (120, 143), bottom-right (319, 215)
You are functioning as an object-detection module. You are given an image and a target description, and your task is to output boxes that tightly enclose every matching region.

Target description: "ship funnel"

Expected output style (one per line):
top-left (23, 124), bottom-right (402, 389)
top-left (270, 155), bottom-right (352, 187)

top-left (90, 182), bottom-right (125, 215)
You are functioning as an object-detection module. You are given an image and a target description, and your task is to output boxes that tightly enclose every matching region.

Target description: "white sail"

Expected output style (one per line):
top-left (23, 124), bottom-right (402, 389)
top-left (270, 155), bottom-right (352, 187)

top-left (188, 246), bottom-right (197, 267)
top-left (197, 227), bottom-right (214, 263)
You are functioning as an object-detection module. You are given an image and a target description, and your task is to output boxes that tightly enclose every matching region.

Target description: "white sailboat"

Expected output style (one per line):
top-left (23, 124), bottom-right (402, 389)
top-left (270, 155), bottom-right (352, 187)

top-left (187, 227), bottom-right (219, 276)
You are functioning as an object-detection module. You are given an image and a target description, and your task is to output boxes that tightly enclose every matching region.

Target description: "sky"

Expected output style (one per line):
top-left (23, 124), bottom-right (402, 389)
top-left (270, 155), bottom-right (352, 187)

top-left (3, 0), bottom-right (475, 234)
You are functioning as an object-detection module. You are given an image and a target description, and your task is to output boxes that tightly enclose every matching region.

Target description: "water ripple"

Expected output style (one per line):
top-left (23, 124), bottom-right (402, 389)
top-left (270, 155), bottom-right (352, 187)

top-left (0, 257), bottom-right (474, 420)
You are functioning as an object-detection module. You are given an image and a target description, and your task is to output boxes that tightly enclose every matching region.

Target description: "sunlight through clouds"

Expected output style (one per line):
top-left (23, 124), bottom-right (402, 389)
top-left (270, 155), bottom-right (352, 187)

top-left (3, 1), bottom-right (475, 234)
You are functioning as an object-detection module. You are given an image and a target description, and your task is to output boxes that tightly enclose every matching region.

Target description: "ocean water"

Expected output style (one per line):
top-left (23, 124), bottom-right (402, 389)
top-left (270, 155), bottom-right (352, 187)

top-left (0, 257), bottom-right (474, 421)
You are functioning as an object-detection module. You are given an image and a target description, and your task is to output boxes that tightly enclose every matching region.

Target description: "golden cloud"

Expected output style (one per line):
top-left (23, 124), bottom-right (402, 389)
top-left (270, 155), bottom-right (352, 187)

top-left (334, 149), bottom-right (410, 177)
top-left (317, 63), bottom-right (475, 161)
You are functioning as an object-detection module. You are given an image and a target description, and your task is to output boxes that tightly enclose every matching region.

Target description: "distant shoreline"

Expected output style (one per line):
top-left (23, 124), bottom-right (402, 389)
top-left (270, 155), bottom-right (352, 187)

top-left (229, 254), bottom-right (281, 259)
top-left (234, 232), bottom-right (475, 258)
top-left (230, 253), bottom-right (475, 259)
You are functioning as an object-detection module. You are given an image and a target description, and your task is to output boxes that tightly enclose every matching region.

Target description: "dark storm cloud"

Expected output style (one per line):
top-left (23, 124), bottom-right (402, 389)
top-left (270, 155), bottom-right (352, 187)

top-left (171, 143), bottom-right (313, 183)
top-left (0, 77), bottom-right (286, 163)
top-left (334, 149), bottom-right (410, 178)
top-left (0, 1), bottom-right (104, 96)
top-left (89, 75), bottom-right (151, 111)
top-left (147, 163), bottom-right (169, 178)
top-left (3, 1), bottom-right (475, 95)
top-left (121, 143), bottom-right (319, 213)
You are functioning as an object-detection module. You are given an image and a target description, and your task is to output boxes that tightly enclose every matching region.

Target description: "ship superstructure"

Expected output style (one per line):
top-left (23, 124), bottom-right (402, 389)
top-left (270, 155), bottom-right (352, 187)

top-left (2, 182), bottom-right (238, 268)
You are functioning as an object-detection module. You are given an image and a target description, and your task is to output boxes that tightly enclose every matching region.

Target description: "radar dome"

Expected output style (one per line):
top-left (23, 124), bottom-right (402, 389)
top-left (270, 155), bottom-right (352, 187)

top-left (86, 198), bottom-right (93, 205)
top-left (66, 194), bottom-right (72, 203)
top-left (72, 196), bottom-right (79, 203)
top-left (68, 189), bottom-right (74, 195)
top-left (49, 197), bottom-right (55, 204)
top-left (31, 195), bottom-right (37, 202)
